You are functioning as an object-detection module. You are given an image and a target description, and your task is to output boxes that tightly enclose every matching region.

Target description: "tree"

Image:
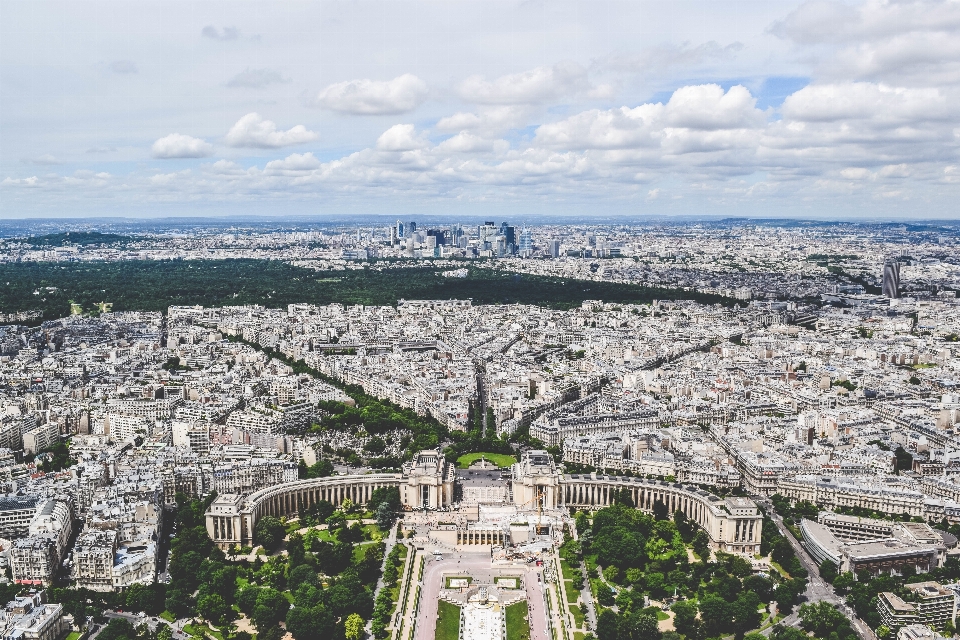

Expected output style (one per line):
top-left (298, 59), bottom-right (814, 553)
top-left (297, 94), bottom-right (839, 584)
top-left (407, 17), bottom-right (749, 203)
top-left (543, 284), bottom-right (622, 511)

top-left (368, 486), bottom-right (401, 512)
top-left (287, 605), bottom-right (336, 640)
top-left (652, 498), bottom-right (669, 520)
top-left (876, 625), bottom-right (891, 638)
top-left (819, 558), bottom-right (838, 583)
top-left (692, 529), bottom-right (710, 560)
top-left (339, 522), bottom-right (365, 544)
top-left (597, 609), bottom-right (621, 640)
top-left (698, 594), bottom-right (732, 637)
top-left (799, 601), bottom-right (848, 638)
top-left (98, 618), bottom-right (138, 640)
top-left (774, 577), bottom-right (806, 610)
top-left (614, 487), bottom-right (636, 508)
top-left (164, 587), bottom-right (193, 618)
top-left (345, 613), bottom-right (365, 640)
top-left (623, 611), bottom-right (661, 640)
top-left (197, 593), bottom-right (231, 626)
top-left (832, 571), bottom-right (855, 594)
top-left (895, 446), bottom-right (914, 471)
top-left (671, 600), bottom-right (699, 637)
top-left (252, 587), bottom-right (290, 632)
top-left (743, 574), bottom-right (773, 602)
top-left (288, 564), bottom-right (318, 591)
top-left (254, 516), bottom-right (286, 552)
top-left (376, 502), bottom-right (395, 530)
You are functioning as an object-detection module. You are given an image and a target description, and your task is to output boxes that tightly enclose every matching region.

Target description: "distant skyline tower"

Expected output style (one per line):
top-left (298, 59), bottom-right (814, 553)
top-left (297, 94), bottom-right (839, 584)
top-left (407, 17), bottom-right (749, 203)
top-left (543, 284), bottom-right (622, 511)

top-left (518, 228), bottom-right (533, 253)
top-left (882, 260), bottom-right (900, 299)
top-left (396, 220), bottom-right (404, 239)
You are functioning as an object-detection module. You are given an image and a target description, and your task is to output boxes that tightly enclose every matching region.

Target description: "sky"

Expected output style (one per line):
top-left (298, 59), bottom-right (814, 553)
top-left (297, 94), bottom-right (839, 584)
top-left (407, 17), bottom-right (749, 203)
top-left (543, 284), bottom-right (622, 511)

top-left (1, 0), bottom-right (960, 220)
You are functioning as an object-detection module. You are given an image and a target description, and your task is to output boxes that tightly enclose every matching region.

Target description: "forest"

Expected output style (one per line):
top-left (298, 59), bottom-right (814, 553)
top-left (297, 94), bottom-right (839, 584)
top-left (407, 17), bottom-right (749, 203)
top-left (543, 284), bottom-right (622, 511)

top-left (0, 259), bottom-right (735, 322)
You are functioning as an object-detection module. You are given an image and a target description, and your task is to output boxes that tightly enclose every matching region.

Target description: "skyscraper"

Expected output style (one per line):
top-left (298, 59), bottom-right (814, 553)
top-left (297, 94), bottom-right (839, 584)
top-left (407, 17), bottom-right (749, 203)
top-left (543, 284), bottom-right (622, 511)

top-left (518, 229), bottom-right (533, 253)
top-left (882, 260), bottom-right (900, 299)
top-left (396, 220), bottom-right (404, 239)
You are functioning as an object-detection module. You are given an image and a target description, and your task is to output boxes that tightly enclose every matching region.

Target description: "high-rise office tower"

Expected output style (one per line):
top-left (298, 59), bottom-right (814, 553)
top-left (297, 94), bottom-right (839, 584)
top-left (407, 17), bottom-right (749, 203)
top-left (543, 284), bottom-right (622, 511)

top-left (518, 229), bottom-right (533, 253)
top-left (882, 260), bottom-right (900, 299)
top-left (396, 220), bottom-right (404, 239)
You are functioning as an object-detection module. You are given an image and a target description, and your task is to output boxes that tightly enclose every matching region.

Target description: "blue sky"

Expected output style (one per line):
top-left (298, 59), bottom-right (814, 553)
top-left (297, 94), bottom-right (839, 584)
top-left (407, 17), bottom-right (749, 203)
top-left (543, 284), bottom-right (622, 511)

top-left (1, 0), bottom-right (959, 219)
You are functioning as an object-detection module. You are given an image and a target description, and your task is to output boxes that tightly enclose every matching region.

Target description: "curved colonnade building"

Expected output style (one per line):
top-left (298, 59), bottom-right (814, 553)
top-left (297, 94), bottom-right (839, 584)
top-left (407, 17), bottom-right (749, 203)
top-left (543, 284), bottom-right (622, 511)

top-left (206, 449), bottom-right (761, 555)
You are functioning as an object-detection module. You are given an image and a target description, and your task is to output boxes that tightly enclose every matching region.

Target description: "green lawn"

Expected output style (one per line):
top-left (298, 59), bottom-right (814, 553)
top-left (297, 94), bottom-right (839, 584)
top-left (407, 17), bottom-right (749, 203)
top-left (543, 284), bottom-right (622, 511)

top-left (560, 560), bottom-right (578, 582)
top-left (159, 611), bottom-right (176, 622)
top-left (456, 452), bottom-right (517, 468)
top-left (565, 581), bottom-right (579, 603)
top-left (656, 611), bottom-right (669, 621)
top-left (65, 633), bottom-right (82, 640)
top-left (569, 604), bottom-right (585, 628)
top-left (436, 600), bottom-right (461, 640)
top-left (505, 601), bottom-right (531, 640)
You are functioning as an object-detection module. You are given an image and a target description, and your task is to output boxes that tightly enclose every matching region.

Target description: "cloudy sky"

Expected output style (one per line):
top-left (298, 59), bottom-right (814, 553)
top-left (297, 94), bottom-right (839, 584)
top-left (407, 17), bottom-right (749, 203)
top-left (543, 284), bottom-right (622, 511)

top-left (1, 0), bottom-right (959, 219)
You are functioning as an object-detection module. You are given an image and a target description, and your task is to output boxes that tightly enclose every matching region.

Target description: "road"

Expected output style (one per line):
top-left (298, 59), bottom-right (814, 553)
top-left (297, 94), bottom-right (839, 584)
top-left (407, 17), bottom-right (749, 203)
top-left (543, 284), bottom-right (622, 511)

top-left (755, 498), bottom-right (875, 640)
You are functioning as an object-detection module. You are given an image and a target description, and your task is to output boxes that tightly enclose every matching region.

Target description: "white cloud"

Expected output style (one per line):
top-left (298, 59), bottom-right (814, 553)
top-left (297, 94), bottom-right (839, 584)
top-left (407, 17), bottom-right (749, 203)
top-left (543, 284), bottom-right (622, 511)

top-left (313, 74), bottom-right (428, 115)
top-left (436, 132), bottom-right (501, 153)
top-left (376, 124), bottom-right (428, 152)
top-left (263, 153), bottom-right (322, 175)
top-left (665, 85), bottom-right (762, 130)
top-left (227, 68), bottom-right (288, 89)
top-left (224, 113), bottom-right (318, 148)
top-left (781, 83), bottom-right (947, 123)
top-left (436, 106), bottom-right (532, 135)
top-left (770, 0), bottom-right (960, 85)
top-left (151, 134), bottom-right (214, 159)
top-left (840, 167), bottom-right (872, 180)
top-left (458, 61), bottom-right (590, 105)
top-left (1, 176), bottom-right (40, 187)
top-left (534, 84), bottom-right (763, 150)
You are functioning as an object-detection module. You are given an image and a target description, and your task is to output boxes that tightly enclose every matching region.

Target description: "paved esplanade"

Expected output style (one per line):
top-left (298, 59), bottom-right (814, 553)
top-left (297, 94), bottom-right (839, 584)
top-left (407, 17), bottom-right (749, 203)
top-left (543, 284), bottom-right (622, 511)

top-left (415, 553), bottom-right (548, 640)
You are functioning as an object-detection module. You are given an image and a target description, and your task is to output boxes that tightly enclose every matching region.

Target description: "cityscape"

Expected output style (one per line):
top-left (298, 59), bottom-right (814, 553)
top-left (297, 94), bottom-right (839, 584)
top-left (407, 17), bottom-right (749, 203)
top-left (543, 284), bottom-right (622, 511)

top-left (0, 218), bottom-right (952, 640)
top-left (2, 2), bottom-right (960, 640)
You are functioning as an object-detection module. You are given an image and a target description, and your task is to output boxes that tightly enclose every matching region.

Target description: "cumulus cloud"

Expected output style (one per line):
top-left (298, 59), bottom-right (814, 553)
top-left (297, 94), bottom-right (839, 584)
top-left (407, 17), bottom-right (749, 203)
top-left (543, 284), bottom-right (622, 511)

top-left (436, 106), bottom-right (533, 135)
top-left (770, 0), bottom-right (960, 84)
top-left (224, 113), bottom-right (318, 148)
top-left (202, 26), bottom-right (239, 41)
top-left (264, 153), bottom-right (322, 175)
top-left (110, 60), bottom-right (138, 74)
top-left (781, 83), bottom-right (947, 123)
top-left (151, 134), bottom-right (214, 159)
top-left (436, 132), bottom-right (503, 153)
top-left (376, 124), bottom-right (428, 151)
top-left (534, 84), bottom-right (763, 150)
top-left (1, 176), bottom-right (40, 187)
top-left (458, 61), bottom-right (590, 104)
top-left (313, 74), bottom-right (428, 115)
top-left (227, 68), bottom-right (288, 89)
